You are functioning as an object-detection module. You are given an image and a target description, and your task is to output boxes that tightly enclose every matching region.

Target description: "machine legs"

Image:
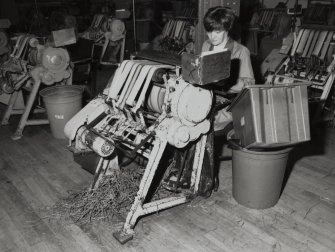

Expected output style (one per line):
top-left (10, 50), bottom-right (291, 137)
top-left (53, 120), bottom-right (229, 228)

top-left (113, 139), bottom-right (168, 243)
top-left (1, 79), bottom-right (49, 140)
top-left (1, 90), bottom-right (19, 125)
top-left (191, 134), bottom-right (208, 193)
top-left (13, 80), bottom-right (42, 140)
top-left (109, 135), bottom-right (209, 244)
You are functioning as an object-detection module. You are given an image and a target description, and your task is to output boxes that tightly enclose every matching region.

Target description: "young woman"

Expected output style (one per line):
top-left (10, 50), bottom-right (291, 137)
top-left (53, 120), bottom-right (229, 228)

top-left (202, 6), bottom-right (255, 131)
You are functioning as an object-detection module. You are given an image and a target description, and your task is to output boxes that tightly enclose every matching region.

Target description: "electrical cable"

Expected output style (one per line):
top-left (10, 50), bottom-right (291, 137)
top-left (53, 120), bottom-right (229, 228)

top-left (33, 0), bottom-right (42, 35)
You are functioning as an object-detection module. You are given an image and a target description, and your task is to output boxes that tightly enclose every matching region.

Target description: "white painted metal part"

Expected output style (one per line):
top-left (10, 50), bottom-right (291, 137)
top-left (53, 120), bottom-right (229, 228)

top-left (64, 59), bottom-right (215, 243)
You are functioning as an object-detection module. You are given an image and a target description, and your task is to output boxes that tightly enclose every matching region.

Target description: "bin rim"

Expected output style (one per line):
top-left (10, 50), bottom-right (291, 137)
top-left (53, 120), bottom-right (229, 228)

top-left (228, 139), bottom-right (293, 155)
top-left (233, 146), bottom-right (293, 155)
top-left (39, 85), bottom-right (84, 99)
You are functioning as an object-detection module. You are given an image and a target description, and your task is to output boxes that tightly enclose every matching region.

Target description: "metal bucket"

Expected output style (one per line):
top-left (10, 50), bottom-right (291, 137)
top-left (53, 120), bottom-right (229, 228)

top-left (40, 85), bottom-right (83, 139)
top-left (232, 146), bottom-right (292, 209)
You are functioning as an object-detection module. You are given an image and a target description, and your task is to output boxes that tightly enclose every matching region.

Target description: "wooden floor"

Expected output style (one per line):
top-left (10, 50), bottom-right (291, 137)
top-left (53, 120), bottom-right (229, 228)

top-left (0, 104), bottom-right (335, 252)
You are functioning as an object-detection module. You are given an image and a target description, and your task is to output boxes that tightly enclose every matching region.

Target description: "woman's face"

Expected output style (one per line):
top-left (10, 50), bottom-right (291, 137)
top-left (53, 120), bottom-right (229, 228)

top-left (206, 30), bottom-right (227, 46)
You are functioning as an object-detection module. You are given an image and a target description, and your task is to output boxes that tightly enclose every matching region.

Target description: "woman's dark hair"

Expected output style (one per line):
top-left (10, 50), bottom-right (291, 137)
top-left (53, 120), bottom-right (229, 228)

top-left (203, 6), bottom-right (235, 32)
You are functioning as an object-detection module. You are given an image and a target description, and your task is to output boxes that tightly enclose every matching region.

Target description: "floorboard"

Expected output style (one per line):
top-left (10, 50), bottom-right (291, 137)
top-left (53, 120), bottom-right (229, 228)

top-left (1, 101), bottom-right (335, 251)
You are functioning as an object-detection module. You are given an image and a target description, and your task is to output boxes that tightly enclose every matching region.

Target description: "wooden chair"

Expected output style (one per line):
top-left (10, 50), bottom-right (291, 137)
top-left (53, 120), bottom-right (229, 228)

top-left (66, 37), bottom-right (95, 98)
top-left (99, 34), bottom-right (126, 66)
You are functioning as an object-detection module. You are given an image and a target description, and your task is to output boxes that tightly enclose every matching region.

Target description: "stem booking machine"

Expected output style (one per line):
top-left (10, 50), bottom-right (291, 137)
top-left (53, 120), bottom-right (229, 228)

top-left (64, 50), bottom-right (230, 243)
top-left (0, 34), bottom-right (72, 140)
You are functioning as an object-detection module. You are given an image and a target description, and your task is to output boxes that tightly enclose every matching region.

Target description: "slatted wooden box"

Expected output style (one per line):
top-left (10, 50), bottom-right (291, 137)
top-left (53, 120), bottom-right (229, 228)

top-left (227, 84), bottom-right (311, 149)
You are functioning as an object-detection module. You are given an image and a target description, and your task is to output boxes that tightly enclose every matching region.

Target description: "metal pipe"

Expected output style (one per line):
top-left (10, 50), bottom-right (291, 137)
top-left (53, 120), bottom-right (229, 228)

top-left (133, 0), bottom-right (137, 52)
top-left (25, 119), bottom-right (49, 125)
